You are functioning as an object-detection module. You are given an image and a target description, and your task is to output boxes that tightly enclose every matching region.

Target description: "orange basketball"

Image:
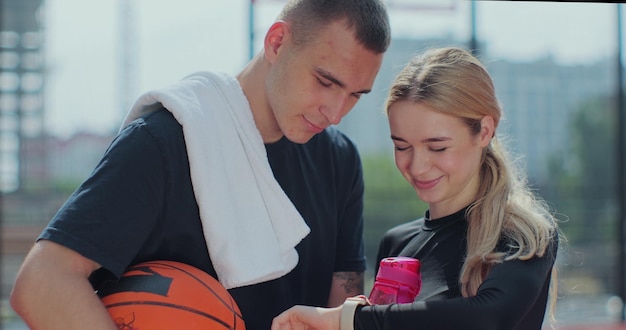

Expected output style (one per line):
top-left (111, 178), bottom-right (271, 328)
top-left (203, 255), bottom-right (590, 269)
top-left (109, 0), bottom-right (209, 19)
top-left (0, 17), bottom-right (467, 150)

top-left (99, 260), bottom-right (245, 329)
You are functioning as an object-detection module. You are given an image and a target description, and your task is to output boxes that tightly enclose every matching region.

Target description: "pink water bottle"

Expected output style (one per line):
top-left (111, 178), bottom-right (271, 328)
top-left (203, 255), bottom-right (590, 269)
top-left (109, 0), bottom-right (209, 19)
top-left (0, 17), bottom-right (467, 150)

top-left (368, 256), bottom-right (421, 304)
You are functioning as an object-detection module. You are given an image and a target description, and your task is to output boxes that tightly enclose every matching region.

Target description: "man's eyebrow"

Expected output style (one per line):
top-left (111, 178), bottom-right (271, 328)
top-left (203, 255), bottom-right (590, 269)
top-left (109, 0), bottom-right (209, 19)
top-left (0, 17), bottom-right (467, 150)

top-left (315, 67), bottom-right (372, 95)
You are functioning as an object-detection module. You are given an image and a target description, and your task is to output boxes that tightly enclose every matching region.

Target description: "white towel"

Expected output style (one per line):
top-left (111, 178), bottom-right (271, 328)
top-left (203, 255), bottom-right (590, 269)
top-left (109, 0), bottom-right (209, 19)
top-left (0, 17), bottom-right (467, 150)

top-left (120, 71), bottom-right (311, 289)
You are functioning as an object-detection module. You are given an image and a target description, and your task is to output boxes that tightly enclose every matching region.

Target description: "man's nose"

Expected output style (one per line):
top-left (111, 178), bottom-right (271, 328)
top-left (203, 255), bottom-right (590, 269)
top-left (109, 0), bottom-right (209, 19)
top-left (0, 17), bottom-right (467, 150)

top-left (321, 94), bottom-right (352, 125)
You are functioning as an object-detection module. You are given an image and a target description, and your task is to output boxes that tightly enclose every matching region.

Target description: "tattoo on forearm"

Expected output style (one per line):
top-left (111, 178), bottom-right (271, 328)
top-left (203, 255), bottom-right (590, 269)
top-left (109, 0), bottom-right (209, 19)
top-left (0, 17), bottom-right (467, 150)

top-left (334, 271), bottom-right (364, 295)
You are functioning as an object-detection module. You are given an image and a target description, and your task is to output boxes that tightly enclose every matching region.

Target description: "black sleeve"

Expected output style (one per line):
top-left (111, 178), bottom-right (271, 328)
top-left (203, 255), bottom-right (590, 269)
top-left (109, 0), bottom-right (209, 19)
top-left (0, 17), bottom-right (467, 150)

top-left (38, 116), bottom-right (167, 277)
top-left (334, 139), bottom-right (366, 272)
top-left (355, 238), bottom-right (558, 330)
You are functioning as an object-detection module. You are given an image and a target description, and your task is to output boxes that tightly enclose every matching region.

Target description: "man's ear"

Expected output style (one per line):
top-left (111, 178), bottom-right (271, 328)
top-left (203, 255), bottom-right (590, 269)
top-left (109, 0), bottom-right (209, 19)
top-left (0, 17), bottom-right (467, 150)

top-left (264, 20), bottom-right (289, 64)
top-left (479, 115), bottom-right (495, 147)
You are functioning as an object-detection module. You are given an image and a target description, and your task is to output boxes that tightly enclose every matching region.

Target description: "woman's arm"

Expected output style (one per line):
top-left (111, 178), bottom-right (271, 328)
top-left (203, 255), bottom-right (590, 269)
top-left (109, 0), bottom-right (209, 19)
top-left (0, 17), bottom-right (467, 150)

top-left (272, 241), bottom-right (557, 330)
top-left (355, 240), bottom-right (558, 330)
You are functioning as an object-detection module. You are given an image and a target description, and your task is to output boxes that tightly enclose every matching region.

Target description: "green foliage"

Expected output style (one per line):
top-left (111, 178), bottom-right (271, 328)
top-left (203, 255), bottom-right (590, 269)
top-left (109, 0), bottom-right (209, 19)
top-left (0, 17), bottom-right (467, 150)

top-left (543, 95), bottom-right (618, 245)
top-left (361, 152), bottom-right (428, 268)
top-left (49, 179), bottom-right (82, 195)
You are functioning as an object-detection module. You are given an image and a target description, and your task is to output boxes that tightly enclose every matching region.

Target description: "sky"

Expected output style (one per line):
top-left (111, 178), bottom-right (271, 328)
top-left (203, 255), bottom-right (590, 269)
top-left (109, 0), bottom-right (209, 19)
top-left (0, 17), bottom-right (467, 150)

top-left (41, 0), bottom-right (617, 138)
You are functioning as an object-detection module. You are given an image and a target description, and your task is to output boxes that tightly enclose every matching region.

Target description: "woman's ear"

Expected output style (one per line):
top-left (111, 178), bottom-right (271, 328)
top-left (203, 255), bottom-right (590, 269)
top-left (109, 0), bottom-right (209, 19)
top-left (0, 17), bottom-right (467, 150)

top-left (479, 115), bottom-right (495, 147)
top-left (264, 20), bottom-right (289, 64)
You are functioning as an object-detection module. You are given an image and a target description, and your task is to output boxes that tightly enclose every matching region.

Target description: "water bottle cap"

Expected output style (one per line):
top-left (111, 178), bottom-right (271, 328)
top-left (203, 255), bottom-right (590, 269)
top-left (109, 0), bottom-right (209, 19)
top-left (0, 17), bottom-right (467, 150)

top-left (376, 257), bottom-right (421, 287)
top-left (379, 257), bottom-right (421, 273)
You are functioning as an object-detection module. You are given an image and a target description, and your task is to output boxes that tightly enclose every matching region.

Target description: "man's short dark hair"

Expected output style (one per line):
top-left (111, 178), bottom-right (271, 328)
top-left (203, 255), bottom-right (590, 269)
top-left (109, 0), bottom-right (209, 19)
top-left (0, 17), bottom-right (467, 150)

top-left (277, 0), bottom-right (391, 54)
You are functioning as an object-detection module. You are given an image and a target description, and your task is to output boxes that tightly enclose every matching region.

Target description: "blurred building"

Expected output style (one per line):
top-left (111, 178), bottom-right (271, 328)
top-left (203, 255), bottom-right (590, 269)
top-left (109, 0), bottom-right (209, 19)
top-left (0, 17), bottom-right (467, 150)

top-left (0, 0), bottom-right (47, 193)
top-left (47, 131), bottom-right (114, 185)
top-left (488, 56), bottom-right (612, 183)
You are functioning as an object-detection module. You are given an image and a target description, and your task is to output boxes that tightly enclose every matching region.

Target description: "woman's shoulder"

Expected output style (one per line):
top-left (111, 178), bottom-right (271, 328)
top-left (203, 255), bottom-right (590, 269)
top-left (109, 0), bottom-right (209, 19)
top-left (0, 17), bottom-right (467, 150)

top-left (383, 218), bottom-right (425, 241)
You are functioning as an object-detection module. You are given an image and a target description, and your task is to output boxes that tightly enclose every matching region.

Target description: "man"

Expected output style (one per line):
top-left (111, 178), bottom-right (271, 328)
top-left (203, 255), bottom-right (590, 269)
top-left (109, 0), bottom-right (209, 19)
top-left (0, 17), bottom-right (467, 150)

top-left (10, 1), bottom-right (390, 329)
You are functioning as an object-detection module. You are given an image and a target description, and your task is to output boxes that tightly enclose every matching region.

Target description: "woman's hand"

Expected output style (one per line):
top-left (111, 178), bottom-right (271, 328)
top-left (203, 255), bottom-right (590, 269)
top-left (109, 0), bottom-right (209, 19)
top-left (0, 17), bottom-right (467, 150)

top-left (271, 305), bottom-right (342, 330)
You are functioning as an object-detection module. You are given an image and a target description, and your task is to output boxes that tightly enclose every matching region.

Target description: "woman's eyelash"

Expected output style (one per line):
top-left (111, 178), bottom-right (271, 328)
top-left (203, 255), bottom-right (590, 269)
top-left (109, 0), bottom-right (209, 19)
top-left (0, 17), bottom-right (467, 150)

top-left (393, 144), bottom-right (447, 152)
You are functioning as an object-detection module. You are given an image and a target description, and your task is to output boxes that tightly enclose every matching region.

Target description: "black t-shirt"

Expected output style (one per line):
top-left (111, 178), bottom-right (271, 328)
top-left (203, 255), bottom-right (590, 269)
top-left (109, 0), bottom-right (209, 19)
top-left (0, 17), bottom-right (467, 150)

top-left (357, 208), bottom-right (558, 330)
top-left (39, 108), bottom-right (366, 330)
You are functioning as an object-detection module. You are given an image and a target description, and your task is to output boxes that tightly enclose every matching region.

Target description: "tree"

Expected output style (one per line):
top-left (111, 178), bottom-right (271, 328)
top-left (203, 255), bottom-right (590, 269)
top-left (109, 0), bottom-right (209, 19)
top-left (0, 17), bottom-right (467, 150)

top-left (567, 95), bottom-right (616, 244)
top-left (361, 153), bottom-right (428, 269)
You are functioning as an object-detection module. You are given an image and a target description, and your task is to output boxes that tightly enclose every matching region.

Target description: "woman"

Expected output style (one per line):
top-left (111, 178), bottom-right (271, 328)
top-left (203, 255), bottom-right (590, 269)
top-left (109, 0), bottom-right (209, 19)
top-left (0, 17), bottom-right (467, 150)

top-left (271, 47), bottom-right (560, 330)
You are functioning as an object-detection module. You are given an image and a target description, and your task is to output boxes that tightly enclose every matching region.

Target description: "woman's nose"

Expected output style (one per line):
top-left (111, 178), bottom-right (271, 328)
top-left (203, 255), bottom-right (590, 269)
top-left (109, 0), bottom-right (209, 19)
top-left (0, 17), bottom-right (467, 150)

top-left (410, 149), bottom-right (431, 176)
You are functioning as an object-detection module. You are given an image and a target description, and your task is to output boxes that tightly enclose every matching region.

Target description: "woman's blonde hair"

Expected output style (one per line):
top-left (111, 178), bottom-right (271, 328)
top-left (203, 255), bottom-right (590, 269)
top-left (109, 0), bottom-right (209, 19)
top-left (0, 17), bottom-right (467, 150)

top-left (385, 47), bottom-right (558, 297)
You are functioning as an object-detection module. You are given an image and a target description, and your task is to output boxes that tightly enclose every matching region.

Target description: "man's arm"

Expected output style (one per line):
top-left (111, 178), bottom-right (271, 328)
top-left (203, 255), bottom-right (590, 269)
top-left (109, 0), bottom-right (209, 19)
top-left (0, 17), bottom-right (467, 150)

top-left (10, 240), bottom-right (119, 330)
top-left (326, 271), bottom-right (364, 307)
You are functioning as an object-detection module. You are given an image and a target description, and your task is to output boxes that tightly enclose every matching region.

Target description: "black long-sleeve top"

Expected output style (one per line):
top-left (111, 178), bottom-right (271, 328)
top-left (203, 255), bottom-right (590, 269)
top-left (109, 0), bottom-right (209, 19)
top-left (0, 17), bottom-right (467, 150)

top-left (355, 208), bottom-right (558, 330)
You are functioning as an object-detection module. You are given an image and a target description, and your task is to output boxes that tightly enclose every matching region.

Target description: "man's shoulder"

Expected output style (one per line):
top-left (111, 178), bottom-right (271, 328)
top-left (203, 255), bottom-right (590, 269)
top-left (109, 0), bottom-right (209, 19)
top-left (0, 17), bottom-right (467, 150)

top-left (117, 107), bottom-right (186, 153)
top-left (125, 107), bottom-right (183, 137)
top-left (121, 106), bottom-right (178, 129)
top-left (142, 107), bottom-right (180, 128)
